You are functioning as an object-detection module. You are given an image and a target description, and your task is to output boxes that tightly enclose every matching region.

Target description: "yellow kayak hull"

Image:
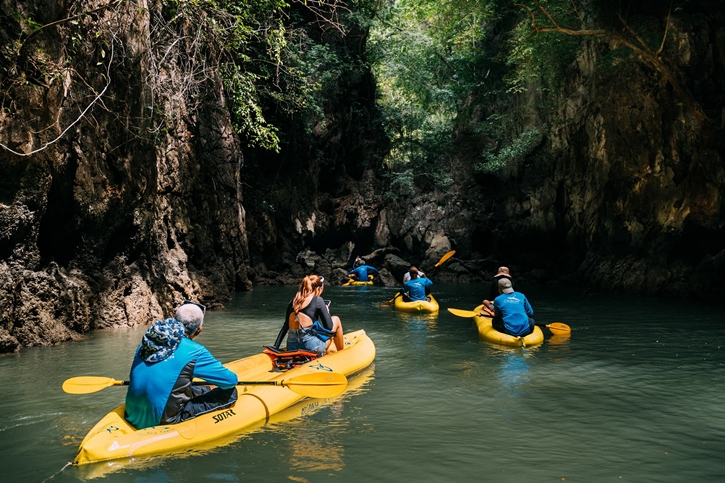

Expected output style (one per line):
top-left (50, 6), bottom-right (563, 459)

top-left (472, 305), bottom-right (543, 348)
top-left (72, 330), bottom-right (376, 465)
top-left (342, 279), bottom-right (374, 286)
top-left (393, 294), bottom-right (439, 313)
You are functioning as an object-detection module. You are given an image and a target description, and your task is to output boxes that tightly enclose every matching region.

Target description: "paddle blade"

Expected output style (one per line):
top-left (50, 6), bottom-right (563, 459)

top-left (434, 250), bottom-right (456, 267)
top-left (380, 299), bottom-right (394, 306)
top-left (63, 376), bottom-right (125, 395)
top-left (447, 308), bottom-right (478, 318)
top-left (547, 322), bottom-right (571, 335)
top-left (282, 372), bottom-right (348, 398)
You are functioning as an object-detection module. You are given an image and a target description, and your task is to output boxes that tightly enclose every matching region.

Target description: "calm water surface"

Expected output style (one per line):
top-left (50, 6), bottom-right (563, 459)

top-left (1, 283), bottom-right (723, 482)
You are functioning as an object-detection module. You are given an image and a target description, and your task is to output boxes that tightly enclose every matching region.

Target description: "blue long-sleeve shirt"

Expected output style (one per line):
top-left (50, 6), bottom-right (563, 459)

top-left (403, 277), bottom-right (433, 301)
top-left (125, 337), bottom-right (238, 429)
top-left (493, 292), bottom-right (534, 336)
top-left (348, 265), bottom-right (379, 281)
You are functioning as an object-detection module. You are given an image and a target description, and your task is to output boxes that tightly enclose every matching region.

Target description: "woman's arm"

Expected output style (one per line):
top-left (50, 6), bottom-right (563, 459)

top-left (314, 296), bottom-right (335, 331)
top-left (273, 301), bottom-right (293, 348)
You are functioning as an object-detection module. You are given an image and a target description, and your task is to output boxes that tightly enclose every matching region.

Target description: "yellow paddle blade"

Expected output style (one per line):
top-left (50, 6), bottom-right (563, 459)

top-left (434, 250), bottom-right (456, 267)
top-left (547, 322), bottom-right (571, 335)
top-left (62, 376), bottom-right (125, 394)
top-left (447, 308), bottom-right (480, 318)
top-left (280, 372), bottom-right (348, 398)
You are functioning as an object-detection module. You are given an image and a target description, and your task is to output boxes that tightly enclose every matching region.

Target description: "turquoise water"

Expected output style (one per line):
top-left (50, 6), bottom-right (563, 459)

top-left (0, 283), bottom-right (723, 482)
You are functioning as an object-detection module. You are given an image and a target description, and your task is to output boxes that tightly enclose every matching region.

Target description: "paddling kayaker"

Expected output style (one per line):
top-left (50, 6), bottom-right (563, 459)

top-left (402, 266), bottom-right (425, 282)
top-left (482, 266), bottom-right (515, 315)
top-left (402, 267), bottom-right (433, 302)
top-left (273, 275), bottom-right (345, 354)
top-left (490, 278), bottom-right (535, 337)
top-left (348, 264), bottom-right (379, 282)
top-left (124, 301), bottom-right (239, 430)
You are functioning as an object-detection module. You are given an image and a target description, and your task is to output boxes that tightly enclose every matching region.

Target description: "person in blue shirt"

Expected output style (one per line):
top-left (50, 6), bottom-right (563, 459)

top-left (402, 267), bottom-right (433, 301)
top-left (348, 263), bottom-right (379, 282)
top-left (125, 301), bottom-right (238, 429)
top-left (491, 278), bottom-right (535, 337)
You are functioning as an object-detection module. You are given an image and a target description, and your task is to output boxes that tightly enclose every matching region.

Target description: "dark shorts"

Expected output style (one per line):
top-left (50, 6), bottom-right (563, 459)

top-left (167, 386), bottom-right (238, 424)
top-left (493, 317), bottom-right (535, 337)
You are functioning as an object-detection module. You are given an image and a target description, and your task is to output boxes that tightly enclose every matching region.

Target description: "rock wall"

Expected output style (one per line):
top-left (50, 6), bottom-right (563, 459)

top-left (384, 6), bottom-right (725, 297)
top-left (0, 0), bottom-right (250, 352)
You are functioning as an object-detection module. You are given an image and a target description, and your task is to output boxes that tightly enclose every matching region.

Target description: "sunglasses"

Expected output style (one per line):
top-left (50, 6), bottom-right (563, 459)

top-left (182, 300), bottom-right (206, 315)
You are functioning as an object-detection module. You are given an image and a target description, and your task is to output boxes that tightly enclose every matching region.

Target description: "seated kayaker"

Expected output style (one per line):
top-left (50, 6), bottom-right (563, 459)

top-left (481, 266), bottom-right (516, 315)
top-left (489, 278), bottom-right (535, 337)
top-left (402, 266), bottom-right (425, 282)
top-left (124, 301), bottom-right (238, 430)
top-left (273, 275), bottom-right (345, 355)
top-left (348, 263), bottom-right (378, 282)
top-left (401, 267), bottom-right (432, 302)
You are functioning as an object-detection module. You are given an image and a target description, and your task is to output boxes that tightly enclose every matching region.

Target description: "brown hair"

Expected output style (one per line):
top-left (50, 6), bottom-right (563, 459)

top-left (409, 267), bottom-right (419, 279)
top-left (292, 275), bottom-right (325, 313)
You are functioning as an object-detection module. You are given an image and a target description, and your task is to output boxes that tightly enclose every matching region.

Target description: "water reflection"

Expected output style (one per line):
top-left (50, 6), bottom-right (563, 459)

top-left (269, 366), bottom-right (375, 475)
top-left (496, 350), bottom-right (533, 398)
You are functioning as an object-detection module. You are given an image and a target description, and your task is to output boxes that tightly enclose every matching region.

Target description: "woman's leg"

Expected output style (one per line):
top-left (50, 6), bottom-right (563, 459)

top-left (331, 315), bottom-right (344, 351)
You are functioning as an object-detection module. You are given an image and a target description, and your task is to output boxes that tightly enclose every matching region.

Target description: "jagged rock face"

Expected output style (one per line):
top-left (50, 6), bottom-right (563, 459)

top-left (437, 9), bottom-right (725, 296)
top-left (0, 0), bottom-right (250, 352)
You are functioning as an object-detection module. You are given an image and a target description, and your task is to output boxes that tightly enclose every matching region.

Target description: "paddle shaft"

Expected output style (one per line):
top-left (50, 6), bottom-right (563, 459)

top-left (63, 372), bottom-right (348, 398)
top-left (446, 308), bottom-right (571, 334)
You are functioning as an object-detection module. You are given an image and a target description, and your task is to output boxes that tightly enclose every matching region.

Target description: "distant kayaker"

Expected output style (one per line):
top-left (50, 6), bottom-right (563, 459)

top-left (489, 278), bottom-right (535, 337)
top-left (274, 275), bottom-right (345, 354)
top-left (124, 301), bottom-right (239, 430)
top-left (402, 267), bottom-right (432, 302)
top-left (348, 263), bottom-right (379, 282)
top-left (482, 266), bottom-right (515, 315)
top-left (402, 266), bottom-right (425, 282)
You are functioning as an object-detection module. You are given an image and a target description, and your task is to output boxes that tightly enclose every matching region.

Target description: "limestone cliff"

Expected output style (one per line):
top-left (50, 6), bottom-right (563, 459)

top-left (0, 0), bottom-right (249, 352)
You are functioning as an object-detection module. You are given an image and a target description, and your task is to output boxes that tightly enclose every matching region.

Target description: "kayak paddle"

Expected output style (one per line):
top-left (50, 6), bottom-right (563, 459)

top-left (63, 372), bottom-right (349, 399)
top-left (446, 308), bottom-right (571, 335)
top-left (434, 250), bottom-right (456, 267)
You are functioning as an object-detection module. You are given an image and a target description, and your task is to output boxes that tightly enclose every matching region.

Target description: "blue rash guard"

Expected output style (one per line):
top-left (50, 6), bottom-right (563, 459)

top-left (403, 277), bottom-right (433, 301)
top-left (493, 292), bottom-right (534, 337)
top-left (348, 265), bottom-right (379, 282)
top-left (125, 320), bottom-right (238, 430)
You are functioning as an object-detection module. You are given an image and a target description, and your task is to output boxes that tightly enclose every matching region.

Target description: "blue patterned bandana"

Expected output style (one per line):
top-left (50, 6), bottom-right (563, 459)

top-left (138, 318), bottom-right (185, 363)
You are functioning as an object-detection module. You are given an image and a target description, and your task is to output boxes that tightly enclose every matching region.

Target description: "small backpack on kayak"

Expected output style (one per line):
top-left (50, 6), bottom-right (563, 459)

top-left (264, 346), bottom-right (318, 371)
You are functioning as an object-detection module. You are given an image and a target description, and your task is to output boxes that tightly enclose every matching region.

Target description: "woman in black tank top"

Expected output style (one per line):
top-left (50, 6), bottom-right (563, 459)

top-left (273, 275), bottom-right (345, 354)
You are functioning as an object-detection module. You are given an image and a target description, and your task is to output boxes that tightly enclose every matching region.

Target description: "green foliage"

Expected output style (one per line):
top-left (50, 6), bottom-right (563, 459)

top-left (595, 47), bottom-right (634, 76)
top-left (475, 126), bottom-right (545, 175)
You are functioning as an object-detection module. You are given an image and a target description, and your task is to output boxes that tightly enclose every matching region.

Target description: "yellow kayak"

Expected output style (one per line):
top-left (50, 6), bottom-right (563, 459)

top-left (342, 276), bottom-right (374, 286)
top-left (393, 294), bottom-right (439, 313)
top-left (472, 305), bottom-right (543, 348)
top-left (72, 330), bottom-right (376, 465)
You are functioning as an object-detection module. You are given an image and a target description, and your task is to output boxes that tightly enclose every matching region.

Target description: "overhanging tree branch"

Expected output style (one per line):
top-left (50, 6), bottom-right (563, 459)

top-left (512, 0), bottom-right (708, 126)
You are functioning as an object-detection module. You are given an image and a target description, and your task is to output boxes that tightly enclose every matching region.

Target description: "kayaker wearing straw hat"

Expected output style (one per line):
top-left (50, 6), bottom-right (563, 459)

top-left (482, 266), bottom-right (516, 314)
